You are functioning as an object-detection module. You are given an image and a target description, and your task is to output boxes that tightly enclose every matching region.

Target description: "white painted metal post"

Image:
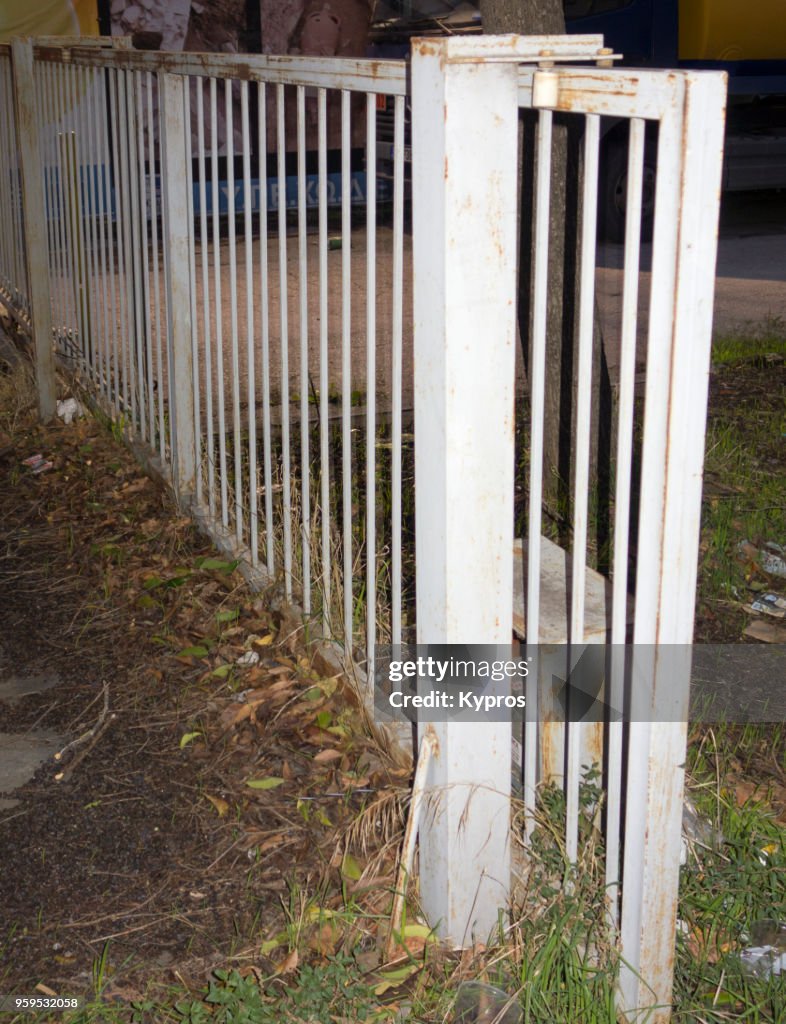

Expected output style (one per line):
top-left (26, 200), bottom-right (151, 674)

top-left (11, 39), bottom-right (56, 421)
top-left (159, 73), bottom-right (196, 500)
top-left (619, 71), bottom-right (727, 1022)
top-left (412, 37), bottom-right (519, 945)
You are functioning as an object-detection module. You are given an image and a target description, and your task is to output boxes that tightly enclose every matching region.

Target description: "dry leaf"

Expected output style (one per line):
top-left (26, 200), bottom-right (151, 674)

top-left (313, 748), bottom-right (342, 764)
top-left (303, 726), bottom-right (340, 746)
top-left (220, 703), bottom-right (253, 730)
top-left (733, 780), bottom-right (762, 807)
top-left (308, 922), bottom-right (341, 955)
top-left (205, 794), bottom-right (229, 817)
top-left (275, 949), bottom-right (299, 975)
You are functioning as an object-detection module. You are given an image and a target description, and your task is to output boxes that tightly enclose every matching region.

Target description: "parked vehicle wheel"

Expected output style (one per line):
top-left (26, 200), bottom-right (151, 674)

top-left (599, 137), bottom-right (657, 243)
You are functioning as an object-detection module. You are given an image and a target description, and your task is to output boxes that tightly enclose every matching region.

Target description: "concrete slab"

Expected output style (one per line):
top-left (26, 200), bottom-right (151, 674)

top-left (0, 670), bottom-right (61, 706)
top-left (0, 730), bottom-right (64, 796)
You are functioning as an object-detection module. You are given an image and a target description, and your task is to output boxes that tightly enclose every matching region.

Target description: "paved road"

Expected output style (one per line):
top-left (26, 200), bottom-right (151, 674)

top-left (597, 189), bottom-right (786, 373)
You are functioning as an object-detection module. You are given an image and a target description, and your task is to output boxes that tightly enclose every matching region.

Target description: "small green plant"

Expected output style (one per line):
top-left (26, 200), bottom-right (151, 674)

top-left (172, 956), bottom-right (383, 1024)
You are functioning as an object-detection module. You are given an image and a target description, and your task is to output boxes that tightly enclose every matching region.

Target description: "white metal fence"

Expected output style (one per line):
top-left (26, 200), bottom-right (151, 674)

top-left (1, 33), bottom-right (726, 1023)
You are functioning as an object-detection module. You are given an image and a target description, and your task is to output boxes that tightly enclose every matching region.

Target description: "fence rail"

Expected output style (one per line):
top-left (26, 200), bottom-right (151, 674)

top-left (0, 34), bottom-right (726, 1024)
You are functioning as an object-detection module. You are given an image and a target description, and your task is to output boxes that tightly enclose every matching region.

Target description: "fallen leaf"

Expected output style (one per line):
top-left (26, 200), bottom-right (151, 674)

top-left (275, 949), bottom-right (299, 975)
top-left (313, 748), bottom-right (343, 764)
top-left (372, 962), bottom-right (421, 996)
top-left (197, 556), bottom-right (240, 573)
top-left (733, 780), bottom-right (762, 807)
top-left (180, 731), bottom-right (202, 749)
top-left (247, 777), bottom-right (285, 790)
top-left (341, 852), bottom-right (362, 881)
top-left (205, 794), bottom-right (229, 817)
top-left (308, 922), bottom-right (341, 954)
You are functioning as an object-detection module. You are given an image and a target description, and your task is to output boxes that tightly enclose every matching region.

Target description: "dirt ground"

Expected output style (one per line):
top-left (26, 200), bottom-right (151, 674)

top-left (0, 378), bottom-right (407, 1011)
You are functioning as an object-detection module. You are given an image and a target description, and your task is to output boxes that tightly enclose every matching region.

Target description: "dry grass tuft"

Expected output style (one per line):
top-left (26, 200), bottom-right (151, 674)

top-left (0, 353), bottom-right (37, 437)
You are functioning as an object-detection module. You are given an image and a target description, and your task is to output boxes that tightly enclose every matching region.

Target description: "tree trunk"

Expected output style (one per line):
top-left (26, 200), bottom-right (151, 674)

top-left (480, 0), bottom-right (613, 562)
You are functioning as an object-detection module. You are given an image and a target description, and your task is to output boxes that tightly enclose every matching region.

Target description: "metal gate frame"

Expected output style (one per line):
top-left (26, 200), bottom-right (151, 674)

top-left (412, 35), bottom-right (726, 1022)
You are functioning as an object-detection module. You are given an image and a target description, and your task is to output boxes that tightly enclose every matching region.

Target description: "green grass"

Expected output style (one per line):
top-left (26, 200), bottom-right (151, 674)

top-left (697, 333), bottom-right (786, 636)
top-left (711, 323), bottom-right (786, 366)
top-left (672, 724), bottom-right (786, 1022)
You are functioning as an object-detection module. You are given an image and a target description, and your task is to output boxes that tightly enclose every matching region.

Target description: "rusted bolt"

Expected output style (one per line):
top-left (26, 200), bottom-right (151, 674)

top-left (538, 48), bottom-right (555, 69)
top-left (597, 46), bottom-right (614, 69)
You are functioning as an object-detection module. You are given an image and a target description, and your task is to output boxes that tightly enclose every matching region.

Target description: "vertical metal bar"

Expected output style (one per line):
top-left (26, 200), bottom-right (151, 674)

top-left (297, 85), bottom-right (311, 614)
top-left (84, 64), bottom-right (105, 396)
top-left (158, 72), bottom-right (175, 464)
top-left (258, 81), bottom-right (274, 574)
top-left (318, 87), bottom-right (330, 633)
top-left (565, 112), bottom-right (600, 866)
top-left (0, 62), bottom-right (13, 307)
top-left (0, 62), bottom-right (19, 311)
top-left (92, 66), bottom-right (111, 405)
top-left (606, 116), bottom-right (645, 925)
top-left (411, 37), bottom-right (518, 943)
top-left (620, 100), bottom-right (685, 1014)
top-left (226, 78), bottom-right (243, 541)
top-left (118, 70), bottom-right (138, 432)
top-left (109, 69), bottom-right (130, 421)
top-left (524, 106), bottom-right (553, 836)
top-left (147, 71), bottom-right (164, 456)
top-left (9, 57), bottom-right (30, 318)
top-left (365, 93), bottom-right (376, 681)
top-left (160, 72), bottom-right (196, 500)
top-left (50, 65), bottom-right (71, 344)
top-left (62, 71), bottom-right (80, 362)
top-left (137, 71), bottom-right (155, 445)
top-left (241, 80), bottom-right (258, 564)
top-left (185, 79), bottom-right (202, 502)
top-left (391, 93), bottom-right (404, 647)
top-left (103, 67), bottom-right (121, 414)
top-left (37, 65), bottom-right (58, 339)
top-left (277, 83), bottom-right (293, 601)
top-left (63, 84), bottom-right (87, 372)
top-left (341, 89), bottom-right (353, 657)
top-left (36, 65), bottom-right (57, 338)
top-left (77, 65), bottom-right (98, 385)
top-left (621, 72), bottom-right (727, 1023)
top-left (210, 78), bottom-right (228, 525)
top-left (55, 64), bottom-right (73, 353)
top-left (74, 69), bottom-right (93, 378)
top-left (196, 79), bottom-right (215, 516)
top-left (10, 39), bottom-right (55, 418)
top-left (127, 70), bottom-right (146, 437)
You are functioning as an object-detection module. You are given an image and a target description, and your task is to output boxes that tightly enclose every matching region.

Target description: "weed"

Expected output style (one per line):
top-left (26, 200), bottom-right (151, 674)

top-left (167, 955), bottom-right (384, 1024)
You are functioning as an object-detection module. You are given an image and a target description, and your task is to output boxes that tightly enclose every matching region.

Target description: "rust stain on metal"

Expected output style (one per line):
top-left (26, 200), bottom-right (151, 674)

top-left (584, 722), bottom-right (604, 770)
top-left (541, 721), bottom-right (562, 783)
top-left (412, 38), bottom-right (442, 59)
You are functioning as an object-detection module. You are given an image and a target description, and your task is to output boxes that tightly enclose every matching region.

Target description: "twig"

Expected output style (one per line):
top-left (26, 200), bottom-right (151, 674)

top-left (54, 682), bottom-right (110, 763)
top-left (385, 727), bottom-right (437, 962)
top-left (53, 682), bottom-right (115, 781)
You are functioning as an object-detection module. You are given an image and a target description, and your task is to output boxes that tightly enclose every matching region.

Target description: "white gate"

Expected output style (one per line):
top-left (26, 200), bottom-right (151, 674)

top-left (412, 35), bottom-right (725, 1022)
top-left (1, 33), bottom-right (726, 1023)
